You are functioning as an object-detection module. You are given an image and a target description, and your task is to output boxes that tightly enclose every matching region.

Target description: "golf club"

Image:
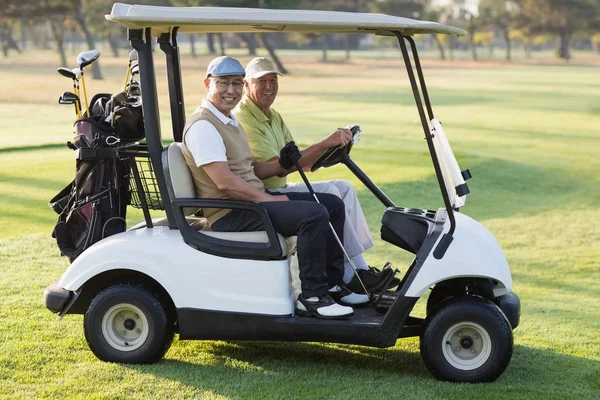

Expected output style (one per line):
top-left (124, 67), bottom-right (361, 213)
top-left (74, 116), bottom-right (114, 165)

top-left (58, 91), bottom-right (81, 116)
top-left (130, 64), bottom-right (140, 79)
top-left (57, 67), bottom-right (82, 117)
top-left (123, 49), bottom-right (138, 91)
top-left (289, 156), bottom-right (389, 312)
top-left (72, 68), bottom-right (82, 117)
top-left (76, 49), bottom-right (101, 116)
top-left (108, 91), bottom-right (128, 127)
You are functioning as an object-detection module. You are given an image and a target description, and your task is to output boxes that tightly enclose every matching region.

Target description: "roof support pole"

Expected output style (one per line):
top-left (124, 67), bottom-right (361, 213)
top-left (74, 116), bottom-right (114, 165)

top-left (405, 36), bottom-right (434, 121)
top-left (394, 32), bottom-right (455, 255)
top-left (158, 27), bottom-right (186, 143)
top-left (129, 28), bottom-right (175, 228)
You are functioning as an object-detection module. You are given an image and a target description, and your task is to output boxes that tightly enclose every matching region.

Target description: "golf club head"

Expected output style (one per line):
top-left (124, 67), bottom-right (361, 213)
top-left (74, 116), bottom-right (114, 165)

top-left (130, 64), bottom-right (140, 76)
top-left (127, 81), bottom-right (141, 97)
top-left (129, 49), bottom-right (138, 63)
top-left (126, 97), bottom-right (142, 107)
top-left (77, 49), bottom-right (100, 69)
top-left (72, 67), bottom-right (81, 80)
top-left (114, 105), bottom-right (133, 118)
top-left (111, 91), bottom-right (128, 105)
top-left (57, 67), bottom-right (76, 80)
top-left (58, 91), bottom-right (78, 104)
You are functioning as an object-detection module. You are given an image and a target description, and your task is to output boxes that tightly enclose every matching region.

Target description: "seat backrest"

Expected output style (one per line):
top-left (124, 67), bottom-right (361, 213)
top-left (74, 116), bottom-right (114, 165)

top-left (164, 142), bottom-right (198, 216)
top-left (163, 143), bottom-right (296, 256)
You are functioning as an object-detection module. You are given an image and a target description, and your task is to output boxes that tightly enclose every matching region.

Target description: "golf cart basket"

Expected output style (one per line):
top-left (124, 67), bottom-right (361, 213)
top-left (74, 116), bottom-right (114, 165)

top-left (125, 148), bottom-right (164, 211)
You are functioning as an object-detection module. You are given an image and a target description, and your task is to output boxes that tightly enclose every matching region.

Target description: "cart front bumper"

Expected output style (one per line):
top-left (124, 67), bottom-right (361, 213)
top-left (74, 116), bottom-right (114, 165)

top-left (44, 283), bottom-right (73, 314)
top-left (498, 292), bottom-right (520, 329)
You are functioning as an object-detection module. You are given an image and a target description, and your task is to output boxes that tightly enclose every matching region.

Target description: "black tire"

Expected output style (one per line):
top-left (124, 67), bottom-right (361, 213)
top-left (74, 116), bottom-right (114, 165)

top-left (420, 297), bottom-right (513, 382)
top-left (426, 285), bottom-right (453, 315)
top-left (84, 284), bottom-right (174, 364)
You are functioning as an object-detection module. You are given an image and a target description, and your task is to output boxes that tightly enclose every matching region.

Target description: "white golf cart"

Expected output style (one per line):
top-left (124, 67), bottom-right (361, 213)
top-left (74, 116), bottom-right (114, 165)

top-left (44, 3), bottom-right (520, 383)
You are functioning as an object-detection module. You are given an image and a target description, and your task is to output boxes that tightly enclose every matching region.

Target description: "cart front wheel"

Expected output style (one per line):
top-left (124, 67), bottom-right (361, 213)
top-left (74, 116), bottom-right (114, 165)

top-left (420, 297), bottom-right (513, 382)
top-left (84, 284), bottom-right (174, 364)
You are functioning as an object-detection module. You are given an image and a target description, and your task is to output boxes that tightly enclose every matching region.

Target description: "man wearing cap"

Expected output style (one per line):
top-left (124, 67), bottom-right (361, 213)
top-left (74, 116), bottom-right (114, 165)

top-left (181, 56), bottom-right (369, 319)
top-left (235, 57), bottom-right (396, 295)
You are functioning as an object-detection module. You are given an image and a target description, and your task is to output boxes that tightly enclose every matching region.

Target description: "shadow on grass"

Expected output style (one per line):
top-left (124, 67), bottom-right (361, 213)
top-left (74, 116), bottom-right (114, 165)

top-left (287, 86), bottom-right (600, 116)
top-left (355, 155), bottom-right (590, 222)
top-left (450, 122), bottom-right (600, 142)
top-left (0, 143), bottom-right (66, 153)
top-left (306, 88), bottom-right (496, 107)
top-left (125, 341), bottom-right (599, 399)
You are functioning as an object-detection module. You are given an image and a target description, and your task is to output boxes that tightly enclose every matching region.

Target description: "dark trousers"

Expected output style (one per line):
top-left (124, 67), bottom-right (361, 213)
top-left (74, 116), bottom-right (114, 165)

top-left (211, 192), bottom-right (345, 297)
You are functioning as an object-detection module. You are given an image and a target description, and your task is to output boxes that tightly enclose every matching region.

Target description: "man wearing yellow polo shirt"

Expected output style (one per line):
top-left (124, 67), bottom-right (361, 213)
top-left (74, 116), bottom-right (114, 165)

top-left (235, 57), bottom-right (396, 294)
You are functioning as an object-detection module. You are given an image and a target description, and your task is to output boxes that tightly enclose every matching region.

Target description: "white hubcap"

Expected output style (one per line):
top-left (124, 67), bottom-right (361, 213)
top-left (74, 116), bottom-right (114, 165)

top-left (101, 303), bottom-right (149, 351)
top-left (442, 321), bottom-right (491, 370)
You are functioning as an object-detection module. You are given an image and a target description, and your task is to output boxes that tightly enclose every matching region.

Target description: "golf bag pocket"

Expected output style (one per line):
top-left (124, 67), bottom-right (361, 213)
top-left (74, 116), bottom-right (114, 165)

top-left (49, 181), bottom-right (74, 215)
top-left (53, 199), bottom-right (101, 261)
top-left (52, 188), bottom-right (126, 262)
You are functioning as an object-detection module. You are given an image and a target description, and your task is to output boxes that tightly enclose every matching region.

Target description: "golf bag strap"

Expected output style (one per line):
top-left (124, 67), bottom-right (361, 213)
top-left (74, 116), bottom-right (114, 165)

top-left (75, 148), bottom-right (119, 160)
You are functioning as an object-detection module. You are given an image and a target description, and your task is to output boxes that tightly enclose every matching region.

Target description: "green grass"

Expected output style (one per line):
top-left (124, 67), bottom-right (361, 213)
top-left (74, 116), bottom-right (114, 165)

top-left (1, 49), bottom-right (599, 399)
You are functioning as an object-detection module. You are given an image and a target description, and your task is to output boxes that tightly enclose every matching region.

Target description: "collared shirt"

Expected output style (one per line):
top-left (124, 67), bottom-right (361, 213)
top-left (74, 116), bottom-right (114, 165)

top-left (185, 99), bottom-right (240, 166)
top-left (235, 96), bottom-right (293, 189)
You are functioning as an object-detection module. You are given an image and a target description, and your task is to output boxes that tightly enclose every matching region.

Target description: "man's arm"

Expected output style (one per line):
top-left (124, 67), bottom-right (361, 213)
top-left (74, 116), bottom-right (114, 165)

top-left (252, 156), bottom-right (288, 180)
top-left (296, 127), bottom-right (353, 171)
top-left (254, 127), bottom-right (353, 177)
top-left (203, 162), bottom-right (288, 202)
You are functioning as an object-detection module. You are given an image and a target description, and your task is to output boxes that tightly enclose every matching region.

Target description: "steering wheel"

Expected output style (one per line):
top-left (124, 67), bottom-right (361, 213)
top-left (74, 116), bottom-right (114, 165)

top-left (310, 124), bottom-right (361, 172)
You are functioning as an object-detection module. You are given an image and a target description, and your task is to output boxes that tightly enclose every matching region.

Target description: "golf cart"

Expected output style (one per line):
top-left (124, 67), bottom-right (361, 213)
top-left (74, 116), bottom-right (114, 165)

top-left (44, 3), bottom-right (520, 383)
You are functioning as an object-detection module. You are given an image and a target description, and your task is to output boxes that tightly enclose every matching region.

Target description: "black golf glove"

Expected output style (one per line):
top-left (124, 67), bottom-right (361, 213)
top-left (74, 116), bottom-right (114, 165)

top-left (279, 141), bottom-right (302, 170)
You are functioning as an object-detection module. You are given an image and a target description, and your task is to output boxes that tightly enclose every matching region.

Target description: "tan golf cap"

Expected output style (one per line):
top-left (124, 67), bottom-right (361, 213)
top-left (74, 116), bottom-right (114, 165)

top-left (245, 57), bottom-right (282, 79)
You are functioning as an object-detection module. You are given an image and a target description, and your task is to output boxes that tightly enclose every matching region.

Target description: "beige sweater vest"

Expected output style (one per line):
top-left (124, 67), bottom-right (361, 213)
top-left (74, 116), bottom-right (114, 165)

top-left (181, 106), bottom-right (264, 227)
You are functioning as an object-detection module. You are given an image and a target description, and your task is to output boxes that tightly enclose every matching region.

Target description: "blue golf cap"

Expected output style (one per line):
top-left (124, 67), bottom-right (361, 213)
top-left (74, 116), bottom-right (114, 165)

top-left (206, 56), bottom-right (245, 78)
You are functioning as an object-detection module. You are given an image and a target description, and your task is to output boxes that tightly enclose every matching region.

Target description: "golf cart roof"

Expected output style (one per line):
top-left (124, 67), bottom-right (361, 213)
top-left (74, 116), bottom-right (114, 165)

top-left (107, 3), bottom-right (466, 37)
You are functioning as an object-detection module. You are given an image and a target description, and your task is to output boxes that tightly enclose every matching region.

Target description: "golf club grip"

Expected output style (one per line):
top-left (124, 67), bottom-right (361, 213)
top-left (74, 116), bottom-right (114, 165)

top-left (293, 160), bottom-right (318, 199)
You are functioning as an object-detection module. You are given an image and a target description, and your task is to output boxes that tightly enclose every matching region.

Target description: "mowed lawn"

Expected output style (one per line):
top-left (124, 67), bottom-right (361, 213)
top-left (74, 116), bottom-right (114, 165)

top-left (1, 49), bottom-right (599, 399)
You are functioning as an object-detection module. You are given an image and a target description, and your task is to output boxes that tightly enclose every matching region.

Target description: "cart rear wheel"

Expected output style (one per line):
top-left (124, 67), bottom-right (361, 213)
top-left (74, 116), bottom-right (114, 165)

top-left (420, 297), bottom-right (513, 382)
top-left (84, 284), bottom-right (174, 364)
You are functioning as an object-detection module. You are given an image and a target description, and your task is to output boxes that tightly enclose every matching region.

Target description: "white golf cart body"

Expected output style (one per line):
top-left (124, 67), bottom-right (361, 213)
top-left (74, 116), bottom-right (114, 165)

top-left (44, 3), bottom-right (520, 382)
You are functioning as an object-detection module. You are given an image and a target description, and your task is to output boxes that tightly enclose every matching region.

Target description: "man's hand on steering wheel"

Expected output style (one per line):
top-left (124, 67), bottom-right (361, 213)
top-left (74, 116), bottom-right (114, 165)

top-left (323, 127), bottom-right (352, 149)
top-left (279, 141), bottom-right (302, 170)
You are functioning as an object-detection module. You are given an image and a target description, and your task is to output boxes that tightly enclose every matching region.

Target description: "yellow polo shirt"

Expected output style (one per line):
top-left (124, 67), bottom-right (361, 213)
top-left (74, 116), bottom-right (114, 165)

top-left (235, 97), bottom-right (294, 189)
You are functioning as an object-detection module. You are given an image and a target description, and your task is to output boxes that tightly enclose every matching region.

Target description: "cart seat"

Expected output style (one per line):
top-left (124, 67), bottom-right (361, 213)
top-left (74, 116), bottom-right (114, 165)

top-left (164, 142), bottom-right (296, 257)
top-left (129, 217), bottom-right (206, 230)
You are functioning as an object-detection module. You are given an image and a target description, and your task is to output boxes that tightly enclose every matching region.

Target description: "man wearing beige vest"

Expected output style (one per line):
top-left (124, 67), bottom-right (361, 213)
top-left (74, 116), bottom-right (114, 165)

top-left (181, 56), bottom-right (367, 319)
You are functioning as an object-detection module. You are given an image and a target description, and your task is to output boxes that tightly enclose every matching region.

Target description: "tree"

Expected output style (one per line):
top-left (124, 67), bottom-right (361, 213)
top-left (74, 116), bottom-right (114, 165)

top-left (450, 0), bottom-right (481, 61)
top-left (84, 0), bottom-right (125, 57)
top-left (422, 5), bottom-right (451, 60)
top-left (519, 0), bottom-right (599, 60)
top-left (236, 33), bottom-right (258, 55)
top-left (368, 0), bottom-right (424, 17)
top-left (48, 16), bottom-right (68, 66)
top-left (479, 0), bottom-right (519, 61)
top-left (1, 0), bottom-right (72, 62)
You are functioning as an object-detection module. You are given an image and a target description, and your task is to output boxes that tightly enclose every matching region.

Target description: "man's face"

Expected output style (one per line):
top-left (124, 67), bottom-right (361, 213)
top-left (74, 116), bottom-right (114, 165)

top-left (244, 73), bottom-right (278, 112)
top-left (204, 75), bottom-right (244, 116)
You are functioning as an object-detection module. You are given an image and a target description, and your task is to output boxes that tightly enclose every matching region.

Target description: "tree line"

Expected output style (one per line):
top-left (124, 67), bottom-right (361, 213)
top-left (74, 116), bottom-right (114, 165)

top-left (1, 0), bottom-right (598, 79)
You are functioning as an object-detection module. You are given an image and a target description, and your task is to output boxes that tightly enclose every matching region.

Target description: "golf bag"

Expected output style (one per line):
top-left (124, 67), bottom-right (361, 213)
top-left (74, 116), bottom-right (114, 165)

top-left (49, 116), bottom-right (133, 263)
